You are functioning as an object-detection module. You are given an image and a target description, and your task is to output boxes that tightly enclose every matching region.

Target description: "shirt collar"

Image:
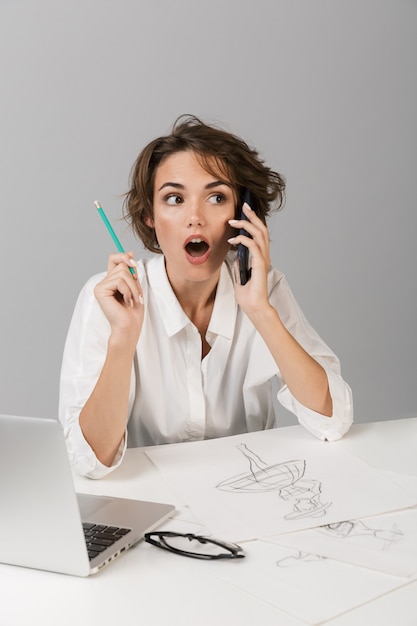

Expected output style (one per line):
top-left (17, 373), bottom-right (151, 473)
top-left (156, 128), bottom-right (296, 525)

top-left (147, 255), bottom-right (237, 340)
top-left (207, 260), bottom-right (237, 341)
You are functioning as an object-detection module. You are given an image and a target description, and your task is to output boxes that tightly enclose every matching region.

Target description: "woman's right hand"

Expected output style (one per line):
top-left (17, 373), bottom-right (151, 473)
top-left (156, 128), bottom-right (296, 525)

top-left (94, 252), bottom-right (144, 342)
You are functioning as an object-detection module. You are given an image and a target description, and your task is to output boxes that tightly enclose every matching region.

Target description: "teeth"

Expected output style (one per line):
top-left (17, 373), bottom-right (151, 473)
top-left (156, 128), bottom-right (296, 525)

top-left (190, 238), bottom-right (203, 243)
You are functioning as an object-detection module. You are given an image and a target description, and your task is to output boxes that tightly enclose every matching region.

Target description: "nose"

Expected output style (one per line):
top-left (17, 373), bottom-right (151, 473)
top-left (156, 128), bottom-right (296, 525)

top-left (186, 201), bottom-right (205, 227)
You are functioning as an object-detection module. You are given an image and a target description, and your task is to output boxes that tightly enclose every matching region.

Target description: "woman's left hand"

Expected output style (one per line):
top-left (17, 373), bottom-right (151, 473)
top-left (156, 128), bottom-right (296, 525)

top-left (228, 202), bottom-right (272, 319)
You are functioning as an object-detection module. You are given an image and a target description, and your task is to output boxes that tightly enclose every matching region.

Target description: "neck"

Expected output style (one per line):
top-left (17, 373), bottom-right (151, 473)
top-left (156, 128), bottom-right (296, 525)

top-left (166, 266), bottom-right (221, 319)
top-left (166, 265), bottom-right (220, 359)
top-left (174, 278), bottom-right (218, 321)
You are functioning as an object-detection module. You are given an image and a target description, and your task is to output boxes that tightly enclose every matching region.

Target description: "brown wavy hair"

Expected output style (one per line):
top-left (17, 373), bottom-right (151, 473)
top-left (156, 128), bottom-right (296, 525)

top-left (123, 115), bottom-right (286, 253)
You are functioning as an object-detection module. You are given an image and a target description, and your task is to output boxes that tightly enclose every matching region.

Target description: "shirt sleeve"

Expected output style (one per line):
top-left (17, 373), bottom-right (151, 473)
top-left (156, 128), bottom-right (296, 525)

top-left (59, 274), bottom-right (133, 479)
top-left (268, 271), bottom-right (354, 440)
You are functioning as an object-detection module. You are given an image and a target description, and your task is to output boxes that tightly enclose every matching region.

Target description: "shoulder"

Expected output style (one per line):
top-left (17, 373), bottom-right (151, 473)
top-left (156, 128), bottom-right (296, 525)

top-left (267, 265), bottom-right (286, 291)
top-left (81, 271), bottom-right (106, 295)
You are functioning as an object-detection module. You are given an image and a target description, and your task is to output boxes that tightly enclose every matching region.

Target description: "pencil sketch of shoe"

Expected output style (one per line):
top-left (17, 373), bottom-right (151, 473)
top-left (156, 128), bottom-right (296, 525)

top-left (319, 520), bottom-right (404, 551)
top-left (216, 444), bottom-right (332, 520)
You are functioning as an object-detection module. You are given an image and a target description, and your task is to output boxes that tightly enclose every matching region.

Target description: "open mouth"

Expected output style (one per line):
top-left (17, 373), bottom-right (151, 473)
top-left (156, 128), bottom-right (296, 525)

top-left (185, 238), bottom-right (210, 258)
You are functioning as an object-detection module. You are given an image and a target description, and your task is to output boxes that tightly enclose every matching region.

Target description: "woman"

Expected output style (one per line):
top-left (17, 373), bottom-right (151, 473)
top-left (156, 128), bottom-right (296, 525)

top-left (59, 115), bottom-right (353, 478)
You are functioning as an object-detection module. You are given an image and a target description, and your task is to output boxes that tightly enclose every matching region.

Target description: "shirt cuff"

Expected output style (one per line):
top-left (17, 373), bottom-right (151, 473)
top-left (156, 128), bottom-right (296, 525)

top-left (277, 368), bottom-right (354, 441)
top-left (66, 417), bottom-right (127, 479)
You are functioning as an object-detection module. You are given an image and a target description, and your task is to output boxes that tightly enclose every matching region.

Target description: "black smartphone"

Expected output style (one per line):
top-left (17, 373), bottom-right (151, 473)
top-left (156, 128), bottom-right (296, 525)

top-left (237, 188), bottom-right (252, 285)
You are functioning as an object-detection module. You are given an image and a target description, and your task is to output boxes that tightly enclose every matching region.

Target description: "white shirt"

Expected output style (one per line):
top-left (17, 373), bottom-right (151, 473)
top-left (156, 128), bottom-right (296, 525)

top-left (59, 255), bottom-right (353, 478)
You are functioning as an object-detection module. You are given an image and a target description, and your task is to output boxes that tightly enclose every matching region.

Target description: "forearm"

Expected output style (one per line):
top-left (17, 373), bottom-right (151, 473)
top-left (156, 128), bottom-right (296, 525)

top-left (79, 335), bottom-right (136, 466)
top-left (250, 305), bottom-right (333, 417)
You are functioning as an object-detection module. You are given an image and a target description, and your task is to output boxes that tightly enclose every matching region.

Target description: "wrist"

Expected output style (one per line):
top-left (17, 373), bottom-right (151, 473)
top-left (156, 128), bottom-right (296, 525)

top-left (108, 329), bottom-right (138, 356)
top-left (246, 302), bottom-right (282, 329)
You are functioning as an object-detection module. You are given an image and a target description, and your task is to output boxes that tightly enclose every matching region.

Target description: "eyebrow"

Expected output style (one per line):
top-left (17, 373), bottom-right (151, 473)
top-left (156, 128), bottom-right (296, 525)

top-left (157, 180), bottom-right (232, 192)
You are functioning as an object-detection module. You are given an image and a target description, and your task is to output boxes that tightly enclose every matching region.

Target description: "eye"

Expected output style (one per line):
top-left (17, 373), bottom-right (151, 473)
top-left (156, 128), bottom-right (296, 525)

top-left (165, 194), bottom-right (183, 206)
top-left (208, 193), bottom-right (226, 205)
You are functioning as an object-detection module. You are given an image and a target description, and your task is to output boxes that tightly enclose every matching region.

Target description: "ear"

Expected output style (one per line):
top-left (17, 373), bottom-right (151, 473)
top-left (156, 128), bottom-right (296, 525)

top-left (144, 216), bottom-right (154, 228)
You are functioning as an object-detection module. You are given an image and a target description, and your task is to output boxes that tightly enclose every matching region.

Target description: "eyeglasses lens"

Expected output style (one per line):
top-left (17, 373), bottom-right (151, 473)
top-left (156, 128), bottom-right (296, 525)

top-left (163, 535), bottom-right (224, 557)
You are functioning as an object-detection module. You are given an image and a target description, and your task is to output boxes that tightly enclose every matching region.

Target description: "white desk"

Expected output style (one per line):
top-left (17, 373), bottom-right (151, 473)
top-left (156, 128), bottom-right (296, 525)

top-left (1, 418), bottom-right (416, 626)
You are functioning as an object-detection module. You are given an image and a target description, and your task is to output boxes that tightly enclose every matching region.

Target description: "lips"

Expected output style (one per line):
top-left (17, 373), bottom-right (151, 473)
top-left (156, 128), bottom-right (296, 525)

top-left (184, 235), bottom-right (211, 265)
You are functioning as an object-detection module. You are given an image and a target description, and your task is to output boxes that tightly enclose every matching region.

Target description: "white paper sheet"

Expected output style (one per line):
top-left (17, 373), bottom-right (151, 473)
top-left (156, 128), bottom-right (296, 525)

top-left (208, 540), bottom-right (408, 625)
top-left (267, 506), bottom-right (417, 577)
top-left (382, 470), bottom-right (417, 497)
top-left (146, 429), bottom-right (417, 541)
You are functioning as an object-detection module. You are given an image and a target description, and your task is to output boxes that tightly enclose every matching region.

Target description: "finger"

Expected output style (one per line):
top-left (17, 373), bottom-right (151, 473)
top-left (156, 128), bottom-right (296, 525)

top-left (228, 216), bottom-right (267, 241)
top-left (228, 228), bottom-right (269, 252)
top-left (107, 252), bottom-right (138, 276)
top-left (105, 253), bottom-right (141, 293)
top-left (227, 233), bottom-right (256, 249)
top-left (126, 251), bottom-right (138, 278)
top-left (113, 277), bottom-right (142, 308)
top-left (100, 266), bottom-right (143, 305)
top-left (241, 202), bottom-right (265, 226)
top-left (118, 269), bottom-right (143, 304)
top-left (228, 232), bottom-right (270, 270)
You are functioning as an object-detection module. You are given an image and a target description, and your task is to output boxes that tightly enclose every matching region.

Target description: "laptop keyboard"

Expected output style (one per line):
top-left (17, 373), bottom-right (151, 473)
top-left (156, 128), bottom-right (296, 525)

top-left (83, 522), bottom-right (132, 560)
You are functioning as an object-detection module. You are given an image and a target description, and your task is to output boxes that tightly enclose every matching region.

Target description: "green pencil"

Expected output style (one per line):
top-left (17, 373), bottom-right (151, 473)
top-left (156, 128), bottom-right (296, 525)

top-left (94, 201), bottom-right (135, 275)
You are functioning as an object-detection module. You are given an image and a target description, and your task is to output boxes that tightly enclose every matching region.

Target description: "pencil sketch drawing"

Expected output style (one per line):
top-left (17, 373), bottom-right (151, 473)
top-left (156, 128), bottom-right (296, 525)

top-left (216, 443), bottom-right (332, 520)
top-left (276, 550), bottom-right (327, 568)
top-left (319, 520), bottom-right (404, 551)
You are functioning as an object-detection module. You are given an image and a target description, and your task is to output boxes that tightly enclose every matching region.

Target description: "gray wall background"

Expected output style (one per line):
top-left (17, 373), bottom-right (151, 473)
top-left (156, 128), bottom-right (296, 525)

top-left (0, 0), bottom-right (416, 426)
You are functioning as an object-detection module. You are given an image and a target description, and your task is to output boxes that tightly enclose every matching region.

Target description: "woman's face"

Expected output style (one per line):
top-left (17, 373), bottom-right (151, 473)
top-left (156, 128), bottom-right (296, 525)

top-left (148, 150), bottom-right (236, 290)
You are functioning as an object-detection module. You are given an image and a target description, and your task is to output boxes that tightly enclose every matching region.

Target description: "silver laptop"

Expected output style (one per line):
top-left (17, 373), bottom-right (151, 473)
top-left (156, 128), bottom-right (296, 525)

top-left (0, 414), bottom-right (175, 576)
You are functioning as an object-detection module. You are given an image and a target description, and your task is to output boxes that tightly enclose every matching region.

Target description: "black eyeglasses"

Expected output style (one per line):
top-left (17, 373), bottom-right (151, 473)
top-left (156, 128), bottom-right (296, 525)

top-left (144, 531), bottom-right (245, 560)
